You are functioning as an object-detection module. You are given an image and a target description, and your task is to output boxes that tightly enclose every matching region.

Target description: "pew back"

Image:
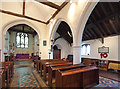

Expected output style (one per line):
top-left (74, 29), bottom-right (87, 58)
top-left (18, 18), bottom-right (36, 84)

top-left (55, 66), bottom-right (99, 88)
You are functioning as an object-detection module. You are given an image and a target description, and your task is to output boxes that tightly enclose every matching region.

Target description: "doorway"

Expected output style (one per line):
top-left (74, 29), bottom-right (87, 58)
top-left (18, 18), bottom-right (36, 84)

top-left (53, 45), bottom-right (61, 59)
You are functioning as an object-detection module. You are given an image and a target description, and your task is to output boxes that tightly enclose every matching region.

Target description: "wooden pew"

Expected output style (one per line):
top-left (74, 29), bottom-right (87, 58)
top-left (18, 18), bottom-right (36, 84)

top-left (39, 59), bottom-right (63, 76)
top-left (55, 66), bottom-right (99, 88)
top-left (48, 63), bottom-right (85, 87)
top-left (0, 61), bottom-right (14, 87)
top-left (41, 60), bottom-right (69, 79)
top-left (43, 61), bottom-right (73, 81)
top-left (0, 69), bottom-right (5, 88)
top-left (36, 59), bottom-right (59, 73)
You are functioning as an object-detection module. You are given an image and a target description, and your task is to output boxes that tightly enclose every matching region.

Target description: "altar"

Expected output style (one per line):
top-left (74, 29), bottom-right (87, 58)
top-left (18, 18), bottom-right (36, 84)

top-left (16, 54), bottom-right (29, 59)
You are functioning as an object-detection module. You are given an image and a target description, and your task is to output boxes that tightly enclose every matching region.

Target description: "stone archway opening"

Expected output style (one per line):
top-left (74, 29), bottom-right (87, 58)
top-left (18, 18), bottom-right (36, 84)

top-left (2, 22), bottom-right (41, 62)
top-left (50, 21), bottom-right (73, 60)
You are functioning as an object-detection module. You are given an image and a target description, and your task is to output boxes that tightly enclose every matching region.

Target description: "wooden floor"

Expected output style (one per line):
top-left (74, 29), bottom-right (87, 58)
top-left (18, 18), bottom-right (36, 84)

top-left (99, 70), bottom-right (120, 82)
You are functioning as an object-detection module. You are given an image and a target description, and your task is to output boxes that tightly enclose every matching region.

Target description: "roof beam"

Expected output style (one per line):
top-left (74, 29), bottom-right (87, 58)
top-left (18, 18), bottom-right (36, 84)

top-left (84, 29), bottom-right (93, 39)
top-left (9, 29), bottom-right (36, 34)
top-left (99, 3), bottom-right (107, 16)
top-left (46, 0), bottom-right (70, 24)
top-left (83, 32), bottom-right (91, 40)
top-left (23, 0), bottom-right (25, 15)
top-left (90, 11), bottom-right (118, 25)
top-left (93, 26), bottom-right (103, 38)
top-left (0, 9), bottom-right (46, 24)
top-left (96, 24), bottom-right (107, 36)
top-left (108, 2), bottom-right (114, 13)
top-left (87, 23), bottom-right (103, 38)
top-left (109, 19), bottom-right (118, 34)
top-left (35, 0), bottom-right (60, 10)
top-left (94, 8), bottom-right (101, 19)
top-left (88, 28), bottom-right (98, 38)
top-left (102, 22), bottom-right (112, 35)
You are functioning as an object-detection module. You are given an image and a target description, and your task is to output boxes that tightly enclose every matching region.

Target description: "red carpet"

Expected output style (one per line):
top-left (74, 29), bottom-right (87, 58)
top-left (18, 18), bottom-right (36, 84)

top-left (14, 58), bottom-right (33, 61)
top-left (19, 59), bottom-right (29, 61)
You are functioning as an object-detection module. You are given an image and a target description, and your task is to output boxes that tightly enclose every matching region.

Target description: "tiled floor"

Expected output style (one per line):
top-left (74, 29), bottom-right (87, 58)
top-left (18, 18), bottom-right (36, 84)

top-left (10, 60), bottom-right (120, 88)
top-left (99, 70), bottom-right (120, 82)
top-left (10, 60), bottom-right (47, 88)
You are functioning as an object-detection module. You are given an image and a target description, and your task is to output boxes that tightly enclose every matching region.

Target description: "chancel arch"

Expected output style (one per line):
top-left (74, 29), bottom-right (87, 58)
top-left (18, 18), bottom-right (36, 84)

top-left (2, 20), bottom-right (41, 62)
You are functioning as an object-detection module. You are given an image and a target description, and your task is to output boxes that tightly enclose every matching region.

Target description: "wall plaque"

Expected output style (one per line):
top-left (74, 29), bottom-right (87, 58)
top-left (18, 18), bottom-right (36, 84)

top-left (98, 46), bottom-right (109, 53)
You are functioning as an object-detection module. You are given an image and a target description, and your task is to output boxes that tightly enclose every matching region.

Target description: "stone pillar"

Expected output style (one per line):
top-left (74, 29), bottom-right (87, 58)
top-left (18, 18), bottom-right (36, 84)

top-left (73, 46), bottom-right (81, 64)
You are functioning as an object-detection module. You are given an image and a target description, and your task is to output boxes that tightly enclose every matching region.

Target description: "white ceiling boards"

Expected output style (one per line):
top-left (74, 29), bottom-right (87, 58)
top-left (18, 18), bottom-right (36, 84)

top-left (0, 0), bottom-right (69, 24)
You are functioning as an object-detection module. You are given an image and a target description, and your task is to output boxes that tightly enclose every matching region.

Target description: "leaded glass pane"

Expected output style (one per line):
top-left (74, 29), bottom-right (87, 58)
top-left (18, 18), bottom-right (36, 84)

top-left (21, 33), bottom-right (25, 48)
top-left (16, 32), bottom-right (29, 48)
top-left (25, 34), bottom-right (28, 48)
top-left (16, 33), bottom-right (20, 48)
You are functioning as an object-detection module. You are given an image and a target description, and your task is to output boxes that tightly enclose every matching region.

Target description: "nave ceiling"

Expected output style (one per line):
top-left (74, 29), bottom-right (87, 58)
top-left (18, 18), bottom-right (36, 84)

top-left (0, 1), bottom-right (120, 44)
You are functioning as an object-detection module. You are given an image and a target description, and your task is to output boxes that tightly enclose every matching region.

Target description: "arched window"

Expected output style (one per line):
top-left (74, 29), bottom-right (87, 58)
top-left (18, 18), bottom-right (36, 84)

top-left (16, 33), bottom-right (28, 48)
top-left (81, 44), bottom-right (90, 55)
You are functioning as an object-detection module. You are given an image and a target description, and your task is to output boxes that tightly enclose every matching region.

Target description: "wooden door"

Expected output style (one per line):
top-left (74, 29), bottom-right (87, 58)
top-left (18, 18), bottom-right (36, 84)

top-left (53, 49), bottom-right (61, 59)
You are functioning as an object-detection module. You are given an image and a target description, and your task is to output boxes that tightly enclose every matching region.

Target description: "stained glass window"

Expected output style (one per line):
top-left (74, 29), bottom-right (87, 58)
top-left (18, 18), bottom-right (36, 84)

top-left (25, 34), bottom-right (28, 48)
top-left (16, 33), bottom-right (20, 48)
top-left (16, 33), bottom-right (28, 48)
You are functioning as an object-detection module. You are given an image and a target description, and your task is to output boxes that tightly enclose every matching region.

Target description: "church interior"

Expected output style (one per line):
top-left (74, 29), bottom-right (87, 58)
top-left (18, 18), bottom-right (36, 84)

top-left (0, 0), bottom-right (120, 88)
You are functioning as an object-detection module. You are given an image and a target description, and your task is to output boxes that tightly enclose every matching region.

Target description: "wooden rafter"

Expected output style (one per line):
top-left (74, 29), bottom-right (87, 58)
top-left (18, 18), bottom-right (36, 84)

top-left (94, 8), bottom-right (101, 19)
top-left (83, 2), bottom-right (119, 41)
top-left (0, 0), bottom-right (69, 24)
top-left (0, 9), bottom-right (46, 24)
top-left (88, 28), bottom-right (97, 38)
top-left (87, 23), bottom-right (103, 38)
top-left (109, 19), bottom-right (118, 34)
top-left (96, 24), bottom-right (107, 36)
top-left (91, 14), bottom-right (96, 22)
top-left (83, 32), bottom-right (90, 40)
top-left (22, 25), bottom-right (24, 31)
top-left (91, 11), bottom-right (118, 25)
top-left (85, 29), bottom-right (93, 39)
top-left (108, 2), bottom-right (114, 13)
top-left (9, 29), bottom-right (36, 35)
top-left (93, 26), bottom-right (103, 38)
top-left (23, 0), bottom-right (25, 15)
top-left (102, 22), bottom-right (112, 35)
top-left (87, 22), bottom-right (103, 38)
top-left (46, 0), bottom-right (70, 24)
top-left (35, 0), bottom-right (60, 10)
top-left (99, 3), bottom-right (107, 16)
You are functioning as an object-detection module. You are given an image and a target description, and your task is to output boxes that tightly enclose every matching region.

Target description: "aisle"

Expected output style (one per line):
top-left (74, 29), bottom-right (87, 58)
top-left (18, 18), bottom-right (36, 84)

top-left (10, 60), bottom-right (47, 88)
top-left (9, 60), bottom-right (120, 88)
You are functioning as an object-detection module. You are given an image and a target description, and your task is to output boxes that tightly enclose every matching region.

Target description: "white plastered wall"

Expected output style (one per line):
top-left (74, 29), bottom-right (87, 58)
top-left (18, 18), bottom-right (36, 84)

top-left (4, 31), bottom-right (9, 56)
top-left (48, 1), bottom-right (98, 64)
top-left (81, 35), bottom-right (119, 61)
top-left (34, 34), bottom-right (39, 56)
top-left (54, 38), bottom-right (73, 59)
top-left (0, 13), bottom-right (49, 61)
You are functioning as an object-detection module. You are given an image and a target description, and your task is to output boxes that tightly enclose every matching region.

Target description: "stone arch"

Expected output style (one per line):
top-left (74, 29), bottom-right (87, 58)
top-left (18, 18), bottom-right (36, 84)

top-left (53, 44), bottom-right (62, 50)
top-left (75, 1), bottom-right (99, 46)
top-left (72, 1), bottom-right (99, 64)
top-left (1, 19), bottom-right (41, 61)
top-left (49, 18), bottom-right (74, 49)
